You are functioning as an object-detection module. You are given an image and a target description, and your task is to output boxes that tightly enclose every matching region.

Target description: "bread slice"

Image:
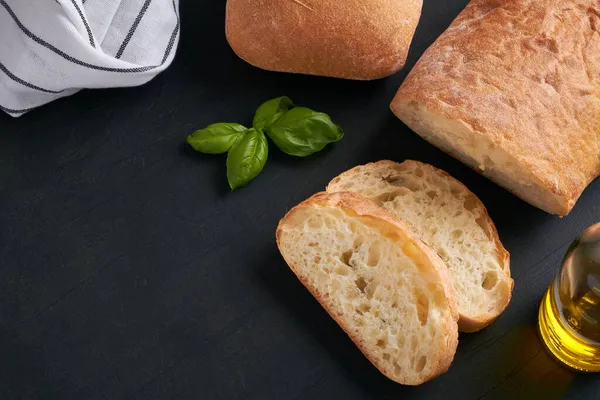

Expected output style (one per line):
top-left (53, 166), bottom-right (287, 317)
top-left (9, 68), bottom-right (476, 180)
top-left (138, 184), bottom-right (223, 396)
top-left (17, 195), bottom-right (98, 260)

top-left (276, 192), bottom-right (459, 385)
top-left (225, 0), bottom-right (423, 80)
top-left (327, 161), bottom-right (512, 332)
top-left (390, 0), bottom-right (600, 215)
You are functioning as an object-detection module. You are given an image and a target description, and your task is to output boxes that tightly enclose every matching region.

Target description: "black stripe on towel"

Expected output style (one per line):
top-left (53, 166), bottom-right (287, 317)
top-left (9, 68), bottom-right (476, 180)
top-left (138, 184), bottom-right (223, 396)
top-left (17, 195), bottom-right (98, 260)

top-left (0, 104), bottom-right (34, 114)
top-left (0, 61), bottom-right (64, 94)
top-left (161, 0), bottom-right (179, 65)
top-left (115, 0), bottom-right (152, 59)
top-left (69, 0), bottom-right (95, 48)
top-left (0, 0), bottom-right (180, 117)
top-left (0, 0), bottom-right (176, 73)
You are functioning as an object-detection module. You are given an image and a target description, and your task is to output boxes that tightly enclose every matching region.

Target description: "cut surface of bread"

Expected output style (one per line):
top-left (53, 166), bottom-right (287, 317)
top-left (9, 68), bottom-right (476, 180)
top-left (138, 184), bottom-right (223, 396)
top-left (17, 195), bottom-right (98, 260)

top-left (276, 192), bottom-right (458, 385)
top-left (391, 0), bottom-right (600, 215)
top-left (225, 0), bottom-right (423, 80)
top-left (327, 161), bottom-right (512, 332)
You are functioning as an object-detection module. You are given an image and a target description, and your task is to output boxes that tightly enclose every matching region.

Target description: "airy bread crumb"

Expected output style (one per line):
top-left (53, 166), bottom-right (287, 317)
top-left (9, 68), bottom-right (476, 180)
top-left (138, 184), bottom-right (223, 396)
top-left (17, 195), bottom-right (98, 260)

top-left (277, 192), bottom-right (458, 385)
top-left (327, 160), bottom-right (513, 332)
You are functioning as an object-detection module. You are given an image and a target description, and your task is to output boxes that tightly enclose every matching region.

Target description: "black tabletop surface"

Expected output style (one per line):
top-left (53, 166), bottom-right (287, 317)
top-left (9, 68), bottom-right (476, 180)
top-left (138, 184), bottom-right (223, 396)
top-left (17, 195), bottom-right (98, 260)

top-left (1, 1), bottom-right (600, 399)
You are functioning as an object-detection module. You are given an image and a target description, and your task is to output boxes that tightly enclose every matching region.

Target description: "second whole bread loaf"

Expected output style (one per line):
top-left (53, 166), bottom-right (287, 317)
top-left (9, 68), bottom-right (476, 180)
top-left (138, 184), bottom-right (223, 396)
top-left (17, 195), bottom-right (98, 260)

top-left (391, 0), bottom-right (600, 215)
top-left (225, 0), bottom-right (423, 80)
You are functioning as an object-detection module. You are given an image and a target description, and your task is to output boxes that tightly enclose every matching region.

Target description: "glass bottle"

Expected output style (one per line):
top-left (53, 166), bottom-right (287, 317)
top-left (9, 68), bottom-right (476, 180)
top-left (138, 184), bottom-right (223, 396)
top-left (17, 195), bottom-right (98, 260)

top-left (538, 222), bottom-right (600, 372)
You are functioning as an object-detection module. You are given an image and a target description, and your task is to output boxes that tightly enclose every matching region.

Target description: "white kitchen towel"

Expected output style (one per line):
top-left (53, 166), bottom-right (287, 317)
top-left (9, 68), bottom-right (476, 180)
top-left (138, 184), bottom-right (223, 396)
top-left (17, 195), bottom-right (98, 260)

top-left (0, 0), bottom-right (180, 117)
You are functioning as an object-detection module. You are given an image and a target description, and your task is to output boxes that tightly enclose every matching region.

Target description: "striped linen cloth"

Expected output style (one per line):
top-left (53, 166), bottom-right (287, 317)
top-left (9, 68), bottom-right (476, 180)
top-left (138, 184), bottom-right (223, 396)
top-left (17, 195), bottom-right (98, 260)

top-left (0, 0), bottom-right (180, 117)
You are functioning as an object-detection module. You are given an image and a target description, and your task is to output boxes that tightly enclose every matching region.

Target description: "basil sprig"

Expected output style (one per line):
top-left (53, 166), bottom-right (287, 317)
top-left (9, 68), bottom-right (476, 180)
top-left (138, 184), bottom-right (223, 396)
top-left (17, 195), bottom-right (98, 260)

top-left (253, 96), bottom-right (294, 131)
top-left (266, 107), bottom-right (343, 157)
top-left (187, 123), bottom-right (247, 154)
top-left (226, 129), bottom-right (268, 190)
top-left (186, 96), bottom-right (343, 190)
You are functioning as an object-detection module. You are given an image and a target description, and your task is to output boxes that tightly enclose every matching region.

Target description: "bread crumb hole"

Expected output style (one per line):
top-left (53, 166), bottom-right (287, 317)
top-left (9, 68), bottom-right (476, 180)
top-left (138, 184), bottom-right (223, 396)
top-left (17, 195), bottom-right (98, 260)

top-left (353, 236), bottom-right (365, 248)
top-left (376, 338), bottom-right (387, 348)
top-left (365, 282), bottom-right (377, 299)
top-left (416, 356), bottom-right (427, 372)
top-left (355, 277), bottom-right (368, 293)
top-left (414, 288), bottom-right (429, 326)
top-left (367, 242), bottom-right (381, 267)
top-left (376, 192), bottom-right (397, 203)
top-left (464, 197), bottom-right (478, 211)
top-left (358, 303), bottom-right (370, 313)
top-left (438, 248), bottom-right (448, 259)
top-left (341, 249), bottom-right (353, 266)
top-left (415, 168), bottom-right (424, 178)
top-left (334, 266), bottom-right (348, 276)
top-left (313, 256), bottom-right (321, 263)
top-left (452, 230), bottom-right (463, 239)
top-left (426, 190), bottom-right (438, 199)
top-left (383, 353), bottom-right (390, 361)
top-left (394, 362), bottom-right (402, 376)
top-left (308, 242), bottom-right (318, 247)
top-left (383, 175), bottom-right (403, 186)
top-left (411, 336), bottom-right (418, 351)
top-left (397, 336), bottom-right (406, 348)
top-left (385, 175), bottom-right (422, 191)
top-left (482, 271), bottom-right (498, 290)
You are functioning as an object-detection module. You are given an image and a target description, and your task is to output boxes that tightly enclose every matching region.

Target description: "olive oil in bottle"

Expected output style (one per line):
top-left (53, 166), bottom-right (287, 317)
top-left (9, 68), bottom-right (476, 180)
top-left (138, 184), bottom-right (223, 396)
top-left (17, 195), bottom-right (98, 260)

top-left (539, 222), bottom-right (600, 372)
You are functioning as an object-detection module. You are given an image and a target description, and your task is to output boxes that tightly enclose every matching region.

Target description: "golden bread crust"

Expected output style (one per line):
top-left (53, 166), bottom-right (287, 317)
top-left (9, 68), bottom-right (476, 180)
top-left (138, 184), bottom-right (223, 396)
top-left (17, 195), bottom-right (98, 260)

top-left (226, 0), bottom-right (423, 80)
top-left (391, 0), bottom-right (600, 215)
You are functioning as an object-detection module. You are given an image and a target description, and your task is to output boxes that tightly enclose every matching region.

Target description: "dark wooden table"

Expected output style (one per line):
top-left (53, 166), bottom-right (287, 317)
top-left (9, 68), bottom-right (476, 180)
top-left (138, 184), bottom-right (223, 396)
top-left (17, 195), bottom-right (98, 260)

top-left (1, 1), bottom-right (599, 399)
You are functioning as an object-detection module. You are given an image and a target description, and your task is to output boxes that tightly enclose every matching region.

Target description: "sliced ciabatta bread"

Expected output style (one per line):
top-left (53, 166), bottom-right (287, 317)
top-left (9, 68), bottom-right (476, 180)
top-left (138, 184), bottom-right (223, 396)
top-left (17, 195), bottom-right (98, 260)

top-left (327, 161), bottom-right (512, 332)
top-left (276, 192), bottom-right (459, 385)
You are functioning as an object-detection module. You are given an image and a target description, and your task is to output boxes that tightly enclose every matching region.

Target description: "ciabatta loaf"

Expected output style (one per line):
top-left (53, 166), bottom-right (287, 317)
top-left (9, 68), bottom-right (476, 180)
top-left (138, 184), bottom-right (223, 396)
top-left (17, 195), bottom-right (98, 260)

top-left (327, 161), bottom-right (512, 332)
top-left (391, 0), bottom-right (600, 215)
top-left (276, 192), bottom-right (458, 385)
top-left (226, 0), bottom-right (423, 80)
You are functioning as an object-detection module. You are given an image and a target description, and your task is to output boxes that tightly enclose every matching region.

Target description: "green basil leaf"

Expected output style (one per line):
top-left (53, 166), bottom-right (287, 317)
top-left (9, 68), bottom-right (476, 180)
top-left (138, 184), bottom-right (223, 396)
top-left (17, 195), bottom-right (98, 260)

top-left (187, 123), bottom-right (247, 154)
top-left (253, 96), bottom-right (294, 131)
top-left (226, 129), bottom-right (269, 190)
top-left (266, 107), bottom-right (344, 157)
